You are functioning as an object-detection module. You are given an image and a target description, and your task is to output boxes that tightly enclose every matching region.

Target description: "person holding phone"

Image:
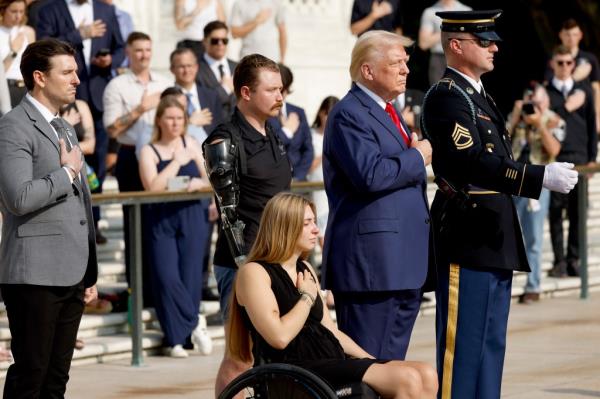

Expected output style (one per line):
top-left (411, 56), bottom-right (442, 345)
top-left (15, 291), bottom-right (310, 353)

top-left (138, 95), bottom-right (213, 357)
top-left (507, 84), bottom-right (564, 303)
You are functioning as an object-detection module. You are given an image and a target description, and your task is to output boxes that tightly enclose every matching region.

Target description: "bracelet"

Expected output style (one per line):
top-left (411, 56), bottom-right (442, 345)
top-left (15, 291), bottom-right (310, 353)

top-left (298, 289), bottom-right (316, 306)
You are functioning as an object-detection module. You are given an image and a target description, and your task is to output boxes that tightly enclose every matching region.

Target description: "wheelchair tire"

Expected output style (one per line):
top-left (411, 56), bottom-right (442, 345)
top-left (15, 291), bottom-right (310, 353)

top-left (218, 363), bottom-right (338, 399)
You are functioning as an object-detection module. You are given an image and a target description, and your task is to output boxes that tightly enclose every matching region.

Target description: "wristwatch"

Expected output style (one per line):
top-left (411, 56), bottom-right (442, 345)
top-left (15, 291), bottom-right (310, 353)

top-left (10, 51), bottom-right (17, 58)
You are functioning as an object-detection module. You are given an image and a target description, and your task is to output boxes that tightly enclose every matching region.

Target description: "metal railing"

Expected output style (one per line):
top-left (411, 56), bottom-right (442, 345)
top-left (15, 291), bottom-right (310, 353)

top-left (91, 167), bottom-right (596, 366)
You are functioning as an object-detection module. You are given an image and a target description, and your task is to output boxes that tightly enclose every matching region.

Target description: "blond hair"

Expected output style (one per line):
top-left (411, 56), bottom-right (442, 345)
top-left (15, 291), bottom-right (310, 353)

top-left (349, 30), bottom-right (414, 82)
top-left (150, 96), bottom-right (188, 143)
top-left (226, 193), bottom-right (317, 362)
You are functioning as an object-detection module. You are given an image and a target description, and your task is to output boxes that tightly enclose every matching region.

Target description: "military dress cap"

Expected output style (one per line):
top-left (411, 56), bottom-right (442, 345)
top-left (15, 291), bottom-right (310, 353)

top-left (436, 9), bottom-right (503, 41)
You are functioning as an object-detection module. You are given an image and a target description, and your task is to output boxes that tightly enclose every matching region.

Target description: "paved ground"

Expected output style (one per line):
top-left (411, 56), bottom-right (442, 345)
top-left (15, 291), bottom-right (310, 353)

top-left (4, 292), bottom-right (599, 398)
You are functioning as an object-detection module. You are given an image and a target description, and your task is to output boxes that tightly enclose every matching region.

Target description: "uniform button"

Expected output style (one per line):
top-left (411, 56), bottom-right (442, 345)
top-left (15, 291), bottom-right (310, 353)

top-left (487, 129), bottom-right (491, 133)
top-left (80, 219), bottom-right (87, 226)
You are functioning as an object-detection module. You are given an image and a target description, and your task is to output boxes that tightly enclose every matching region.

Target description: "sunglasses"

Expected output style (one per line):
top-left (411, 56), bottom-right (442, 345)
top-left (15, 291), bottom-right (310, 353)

top-left (450, 38), bottom-right (495, 48)
top-left (209, 38), bottom-right (229, 46)
top-left (556, 60), bottom-right (574, 66)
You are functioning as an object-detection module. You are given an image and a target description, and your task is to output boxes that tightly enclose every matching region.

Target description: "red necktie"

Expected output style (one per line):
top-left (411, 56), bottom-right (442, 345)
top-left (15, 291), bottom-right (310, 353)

top-left (385, 103), bottom-right (410, 145)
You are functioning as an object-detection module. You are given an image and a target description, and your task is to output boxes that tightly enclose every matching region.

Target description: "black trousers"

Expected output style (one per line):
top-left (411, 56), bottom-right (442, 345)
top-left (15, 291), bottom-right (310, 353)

top-left (1, 283), bottom-right (84, 399)
top-left (549, 182), bottom-right (580, 264)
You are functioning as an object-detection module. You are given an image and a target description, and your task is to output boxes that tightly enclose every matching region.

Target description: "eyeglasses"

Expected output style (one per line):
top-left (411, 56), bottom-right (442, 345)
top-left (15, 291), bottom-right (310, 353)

top-left (449, 38), bottom-right (495, 48)
top-left (556, 60), bottom-right (574, 66)
top-left (209, 38), bottom-right (229, 46)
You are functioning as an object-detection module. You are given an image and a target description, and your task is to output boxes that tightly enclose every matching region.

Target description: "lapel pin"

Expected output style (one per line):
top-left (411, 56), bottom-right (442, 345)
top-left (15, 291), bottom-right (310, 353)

top-left (466, 87), bottom-right (474, 95)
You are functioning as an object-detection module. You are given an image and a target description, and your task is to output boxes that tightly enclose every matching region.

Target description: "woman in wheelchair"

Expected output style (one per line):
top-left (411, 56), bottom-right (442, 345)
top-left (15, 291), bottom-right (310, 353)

top-left (226, 193), bottom-right (438, 398)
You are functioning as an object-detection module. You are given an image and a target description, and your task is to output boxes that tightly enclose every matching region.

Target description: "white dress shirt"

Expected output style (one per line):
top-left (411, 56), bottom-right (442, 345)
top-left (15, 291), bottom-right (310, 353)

top-left (203, 53), bottom-right (232, 94)
top-left (65, 0), bottom-right (94, 69)
top-left (447, 66), bottom-right (485, 94)
top-left (551, 77), bottom-right (574, 97)
top-left (26, 93), bottom-right (75, 183)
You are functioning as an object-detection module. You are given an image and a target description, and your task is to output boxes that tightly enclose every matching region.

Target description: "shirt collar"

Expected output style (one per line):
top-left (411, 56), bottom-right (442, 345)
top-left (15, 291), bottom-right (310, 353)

top-left (26, 93), bottom-right (58, 123)
top-left (233, 107), bottom-right (270, 143)
top-left (356, 82), bottom-right (387, 109)
top-left (448, 66), bottom-right (484, 94)
top-left (203, 53), bottom-right (225, 66)
top-left (552, 77), bottom-right (574, 91)
top-left (128, 70), bottom-right (162, 85)
top-left (176, 82), bottom-right (197, 96)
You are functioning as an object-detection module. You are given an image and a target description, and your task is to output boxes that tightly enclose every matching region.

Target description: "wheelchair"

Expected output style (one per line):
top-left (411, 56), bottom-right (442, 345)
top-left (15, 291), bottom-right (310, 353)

top-left (218, 363), bottom-right (380, 399)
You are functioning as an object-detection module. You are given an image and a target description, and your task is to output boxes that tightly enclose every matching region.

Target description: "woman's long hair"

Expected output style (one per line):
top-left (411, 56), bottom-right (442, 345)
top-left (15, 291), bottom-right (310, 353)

top-left (226, 193), bottom-right (317, 363)
top-left (149, 96), bottom-right (188, 143)
top-left (311, 95), bottom-right (339, 129)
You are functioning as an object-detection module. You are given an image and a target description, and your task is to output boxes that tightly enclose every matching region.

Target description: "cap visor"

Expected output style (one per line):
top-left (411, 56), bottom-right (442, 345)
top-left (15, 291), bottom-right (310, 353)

top-left (474, 31), bottom-right (502, 41)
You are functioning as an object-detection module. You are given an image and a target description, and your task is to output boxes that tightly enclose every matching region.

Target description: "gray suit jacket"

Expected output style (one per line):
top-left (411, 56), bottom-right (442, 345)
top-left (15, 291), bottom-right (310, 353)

top-left (0, 97), bottom-right (97, 287)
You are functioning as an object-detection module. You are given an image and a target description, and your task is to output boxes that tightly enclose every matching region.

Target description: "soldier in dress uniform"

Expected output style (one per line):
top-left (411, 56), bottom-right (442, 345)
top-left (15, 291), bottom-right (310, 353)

top-left (421, 10), bottom-right (579, 399)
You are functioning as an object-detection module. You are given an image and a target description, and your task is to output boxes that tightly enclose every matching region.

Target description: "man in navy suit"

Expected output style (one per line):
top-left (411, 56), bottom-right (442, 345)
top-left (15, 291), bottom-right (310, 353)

top-left (198, 20), bottom-right (238, 117)
top-left (268, 64), bottom-right (313, 181)
top-left (36, 0), bottom-right (125, 243)
top-left (170, 47), bottom-right (225, 141)
top-left (322, 30), bottom-right (432, 360)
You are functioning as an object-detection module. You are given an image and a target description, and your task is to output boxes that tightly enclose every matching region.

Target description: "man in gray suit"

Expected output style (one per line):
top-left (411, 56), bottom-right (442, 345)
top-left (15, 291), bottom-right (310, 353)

top-left (0, 39), bottom-right (98, 398)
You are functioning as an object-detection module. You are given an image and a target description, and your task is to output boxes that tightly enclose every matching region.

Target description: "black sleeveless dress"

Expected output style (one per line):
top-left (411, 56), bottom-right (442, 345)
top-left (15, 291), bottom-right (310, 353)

top-left (241, 260), bottom-right (387, 387)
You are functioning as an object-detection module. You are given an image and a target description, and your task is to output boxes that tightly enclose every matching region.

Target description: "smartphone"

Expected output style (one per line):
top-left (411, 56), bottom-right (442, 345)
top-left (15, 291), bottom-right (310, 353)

top-left (522, 102), bottom-right (535, 115)
top-left (95, 48), bottom-right (110, 57)
top-left (167, 176), bottom-right (190, 191)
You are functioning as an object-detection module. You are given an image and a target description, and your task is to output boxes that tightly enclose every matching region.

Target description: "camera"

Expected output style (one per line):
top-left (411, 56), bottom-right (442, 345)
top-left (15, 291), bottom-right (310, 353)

top-left (522, 102), bottom-right (535, 115)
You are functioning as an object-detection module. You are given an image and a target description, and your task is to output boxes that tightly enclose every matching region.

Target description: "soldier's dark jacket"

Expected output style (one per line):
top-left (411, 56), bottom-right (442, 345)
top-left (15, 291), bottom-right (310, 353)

top-left (422, 68), bottom-right (545, 273)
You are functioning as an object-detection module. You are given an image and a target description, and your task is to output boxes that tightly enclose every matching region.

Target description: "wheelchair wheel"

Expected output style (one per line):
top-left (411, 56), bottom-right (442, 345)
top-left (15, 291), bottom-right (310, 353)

top-left (218, 363), bottom-right (338, 399)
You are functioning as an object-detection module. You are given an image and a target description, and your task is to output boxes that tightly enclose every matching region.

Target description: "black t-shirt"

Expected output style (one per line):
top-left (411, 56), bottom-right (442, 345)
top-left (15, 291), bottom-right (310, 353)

top-left (350, 0), bottom-right (403, 35)
top-left (208, 108), bottom-right (292, 268)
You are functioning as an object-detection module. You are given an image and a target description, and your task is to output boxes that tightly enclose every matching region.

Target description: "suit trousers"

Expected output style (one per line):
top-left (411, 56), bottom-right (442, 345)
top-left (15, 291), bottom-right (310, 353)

top-left (333, 289), bottom-right (421, 360)
top-left (1, 283), bottom-right (84, 399)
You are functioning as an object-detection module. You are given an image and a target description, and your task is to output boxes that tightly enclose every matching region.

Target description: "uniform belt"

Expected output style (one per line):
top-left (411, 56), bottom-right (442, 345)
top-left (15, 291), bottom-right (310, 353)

top-left (7, 79), bottom-right (25, 88)
top-left (467, 185), bottom-right (499, 195)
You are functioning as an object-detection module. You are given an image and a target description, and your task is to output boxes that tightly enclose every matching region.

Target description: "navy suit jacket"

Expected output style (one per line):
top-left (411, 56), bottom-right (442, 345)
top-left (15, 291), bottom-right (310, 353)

top-left (197, 85), bottom-right (225, 134)
top-left (36, 0), bottom-right (125, 113)
top-left (322, 84), bottom-right (430, 292)
top-left (197, 57), bottom-right (237, 117)
top-left (269, 103), bottom-right (313, 180)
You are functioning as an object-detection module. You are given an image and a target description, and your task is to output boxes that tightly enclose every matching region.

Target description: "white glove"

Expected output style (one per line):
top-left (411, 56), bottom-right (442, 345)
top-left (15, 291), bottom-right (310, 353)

top-left (542, 162), bottom-right (578, 194)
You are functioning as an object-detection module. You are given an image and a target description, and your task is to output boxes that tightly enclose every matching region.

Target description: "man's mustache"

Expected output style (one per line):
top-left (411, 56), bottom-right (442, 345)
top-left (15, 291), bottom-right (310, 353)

top-left (271, 102), bottom-right (283, 110)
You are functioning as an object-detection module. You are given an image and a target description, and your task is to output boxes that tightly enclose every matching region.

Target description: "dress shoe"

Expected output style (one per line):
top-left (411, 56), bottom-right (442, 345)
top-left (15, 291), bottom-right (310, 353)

top-left (547, 261), bottom-right (567, 278)
top-left (566, 261), bottom-right (580, 277)
top-left (192, 315), bottom-right (213, 355)
top-left (518, 292), bottom-right (540, 304)
top-left (95, 229), bottom-right (108, 245)
top-left (165, 345), bottom-right (188, 358)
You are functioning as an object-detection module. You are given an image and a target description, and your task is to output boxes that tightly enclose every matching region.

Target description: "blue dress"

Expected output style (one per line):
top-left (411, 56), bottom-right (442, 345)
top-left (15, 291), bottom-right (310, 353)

top-left (145, 136), bottom-right (208, 346)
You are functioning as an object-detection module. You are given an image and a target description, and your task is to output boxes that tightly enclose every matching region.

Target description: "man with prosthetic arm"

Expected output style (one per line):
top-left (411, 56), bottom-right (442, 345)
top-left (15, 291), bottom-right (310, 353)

top-left (202, 54), bottom-right (292, 396)
top-left (421, 10), bottom-right (578, 399)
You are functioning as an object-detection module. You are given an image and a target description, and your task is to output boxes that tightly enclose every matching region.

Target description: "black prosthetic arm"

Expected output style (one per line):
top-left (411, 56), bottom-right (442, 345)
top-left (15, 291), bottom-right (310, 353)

top-left (204, 138), bottom-right (247, 266)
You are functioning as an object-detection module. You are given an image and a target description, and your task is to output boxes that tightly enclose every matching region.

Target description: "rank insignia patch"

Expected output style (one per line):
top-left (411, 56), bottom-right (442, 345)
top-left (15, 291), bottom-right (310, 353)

top-left (452, 123), bottom-right (473, 150)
